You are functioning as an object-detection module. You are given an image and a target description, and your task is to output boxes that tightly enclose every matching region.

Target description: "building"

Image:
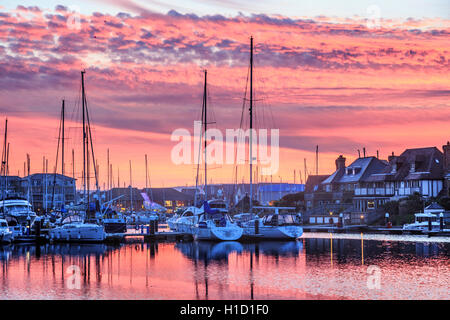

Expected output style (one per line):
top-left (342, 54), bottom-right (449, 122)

top-left (362, 147), bottom-right (445, 201)
top-left (107, 187), bottom-right (145, 212)
top-left (304, 175), bottom-right (330, 210)
top-left (22, 173), bottom-right (76, 212)
top-left (143, 188), bottom-right (193, 213)
top-left (304, 144), bottom-right (448, 225)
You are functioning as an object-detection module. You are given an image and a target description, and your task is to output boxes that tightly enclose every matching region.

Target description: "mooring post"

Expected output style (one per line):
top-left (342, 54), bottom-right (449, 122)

top-left (150, 220), bottom-right (155, 235)
top-left (428, 217), bottom-right (432, 231)
top-left (254, 219), bottom-right (259, 235)
top-left (440, 213), bottom-right (444, 230)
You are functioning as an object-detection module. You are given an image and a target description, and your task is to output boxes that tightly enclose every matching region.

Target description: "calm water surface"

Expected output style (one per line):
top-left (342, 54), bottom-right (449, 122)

top-left (0, 234), bottom-right (449, 300)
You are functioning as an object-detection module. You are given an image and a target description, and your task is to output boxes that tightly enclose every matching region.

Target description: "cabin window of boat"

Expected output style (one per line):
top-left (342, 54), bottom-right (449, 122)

top-left (279, 215), bottom-right (295, 225)
top-left (0, 222), bottom-right (7, 227)
top-left (185, 211), bottom-right (193, 217)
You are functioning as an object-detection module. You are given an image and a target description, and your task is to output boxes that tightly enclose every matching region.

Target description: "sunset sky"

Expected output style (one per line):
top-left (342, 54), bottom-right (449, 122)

top-left (0, 0), bottom-right (449, 189)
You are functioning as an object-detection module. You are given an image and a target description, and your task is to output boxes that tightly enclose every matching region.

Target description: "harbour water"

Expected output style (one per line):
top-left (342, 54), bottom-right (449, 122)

top-left (0, 235), bottom-right (449, 300)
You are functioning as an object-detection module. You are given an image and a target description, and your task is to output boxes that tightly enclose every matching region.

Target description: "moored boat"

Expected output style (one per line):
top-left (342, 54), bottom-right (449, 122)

top-left (241, 206), bottom-right (303, 240)
top-left (0, 218), bottom-right (13, 244)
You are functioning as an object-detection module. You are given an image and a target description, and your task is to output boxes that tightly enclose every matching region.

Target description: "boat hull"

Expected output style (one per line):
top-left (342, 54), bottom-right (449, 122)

top-left (49, 224), bottom-right (106, 242)
top-left (0, 231), bottom-right (13, 244)
top-left (244, 225), bottom-right (303, 240)
top-left (194, 226), bottom-right (243, 241)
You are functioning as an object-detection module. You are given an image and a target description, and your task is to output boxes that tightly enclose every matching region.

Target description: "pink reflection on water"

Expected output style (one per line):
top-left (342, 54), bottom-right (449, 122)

top-left (0, 238), bottom-right (448, 300)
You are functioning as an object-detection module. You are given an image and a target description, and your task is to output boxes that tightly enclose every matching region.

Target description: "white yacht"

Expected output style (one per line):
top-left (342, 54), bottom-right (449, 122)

top-left (403, 213), bottom-right (441, 231)
top-left (172, 205), bottom-right (204, 233)
top-left (0, 219), bottom-right (13, 244)
top-left (403, 203), bottom-right (446, 231)
top-left (193, 213), bottom-right (243, 241)
top-left (241, 207), bottom-right (303, 240)
top-left (49, 215), bottom-right (106, 242)
top-left (191, 200), bottom-right (243, 241)
top-left (0, 197), bottom-right (37, 237)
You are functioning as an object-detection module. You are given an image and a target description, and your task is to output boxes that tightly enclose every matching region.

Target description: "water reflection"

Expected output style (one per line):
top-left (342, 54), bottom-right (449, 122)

top-left (175, 241), bottom-right (243, 261)
top-left (0, 237), bottom-right (448, 299)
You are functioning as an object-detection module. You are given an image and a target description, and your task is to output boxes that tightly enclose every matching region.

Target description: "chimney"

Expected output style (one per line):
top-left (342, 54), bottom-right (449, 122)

top-left (335, 155), bottom-right (346, 171)
top-left (388, 152), bottom-right (396, 162)
top-left (443, 141), bottom-right (450, 173)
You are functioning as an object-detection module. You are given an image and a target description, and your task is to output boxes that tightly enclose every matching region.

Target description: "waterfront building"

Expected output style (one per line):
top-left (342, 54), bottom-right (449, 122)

top-left (0, 173), bottom-right (76, 213)
top-left (305, 144), bottom-right (448, 225)
top-left (142, 187), bottom-right (193, 213)
top-left (23, 173), bottom-right (76, 213)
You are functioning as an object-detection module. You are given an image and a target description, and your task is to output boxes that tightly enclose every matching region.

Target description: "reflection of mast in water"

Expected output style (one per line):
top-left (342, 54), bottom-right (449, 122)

top-left (330, 233), bottom-right (333, 267)
top-left (95, 254), bottom-right (101, 283)
top-left (145, 243), bottom-right (149, 288)
top-left (361, 232), bottom-right (364, 265)
top-left (204, 257), bottom-right (208, 299)
top-left (194, 256), bottom-right (199, 300)
top-left (249, 247), bottom-right (254, 300)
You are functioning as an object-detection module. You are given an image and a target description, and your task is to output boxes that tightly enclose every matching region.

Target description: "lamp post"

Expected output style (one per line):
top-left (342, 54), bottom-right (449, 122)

top-left (385, 212), bottom-right (390, 226)
top-left (360, 214), bottom-right (365, 225)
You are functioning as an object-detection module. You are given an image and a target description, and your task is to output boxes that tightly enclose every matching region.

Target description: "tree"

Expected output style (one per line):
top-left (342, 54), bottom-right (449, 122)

top-left (273, 192), bottom-right (305, 211)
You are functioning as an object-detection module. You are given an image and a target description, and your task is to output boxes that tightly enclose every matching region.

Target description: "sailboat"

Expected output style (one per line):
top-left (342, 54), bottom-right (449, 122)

top-left (186, 70), bottom-right (243, 241)
top-left (236, 37), bottom-right (302, 240)
top-left (49, 71), bottom-right (105, 242)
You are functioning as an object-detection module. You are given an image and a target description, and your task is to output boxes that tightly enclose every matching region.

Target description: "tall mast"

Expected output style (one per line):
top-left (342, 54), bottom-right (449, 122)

top-left (107, 148), bottom-right (110, 201)
top-left (62, 99), bottom-right (65, 208)
top-left (72, 149), bottom-right (76, 204)
top-left (62, 100), bottom-right (65, 176)
top-left (145, 154), bottom-right (148, 194)
top-left (1, 118), bottom-right (7, 212)
top-left (81, 71), bottom-right (87, 210)
top-left (203, 70), bottom-right (208, 202)
top-left (129, 160), bottom-right (133, 213)
top-left (249, 36), bottom-right (254, 214)
top-left (86, 124), bottom-right (90, 208)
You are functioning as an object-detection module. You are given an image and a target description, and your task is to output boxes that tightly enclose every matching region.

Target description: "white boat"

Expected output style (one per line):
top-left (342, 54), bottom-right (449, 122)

top-left (241, 207), bottom-right (303, 240)
top-left (403, 213), bottom-right (441, 231)
top-left (0, 219), bottom-right (13, 244)
top-left (403, 203), bottom-right (446, 231)
top-left (191, 200), bottom-right (243, 241)
top-left (0, 197), bottom-right (37, 237)
top-left (172, 206), bottom-right (204, 233)
top-left (193, 213), bottom-right (243, 241)
top-left (49, 215), bottom-right (106, 242)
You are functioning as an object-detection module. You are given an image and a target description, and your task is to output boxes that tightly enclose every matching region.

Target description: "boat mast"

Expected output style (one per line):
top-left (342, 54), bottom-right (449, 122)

top-left (107, 148), bottom-right (110, 202)
top-left (202, 70), bottom-right (208, 202)
top-left (1, 118), bottom-right (7, 215)
top-left (129, 160), bottom-right (133, 213)
top-left (249, 36), bottom-right (254, 214)
top-left (81, 71), bottom-right (87, 211)
top-left (62, 99), bottom-right (65, 208)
